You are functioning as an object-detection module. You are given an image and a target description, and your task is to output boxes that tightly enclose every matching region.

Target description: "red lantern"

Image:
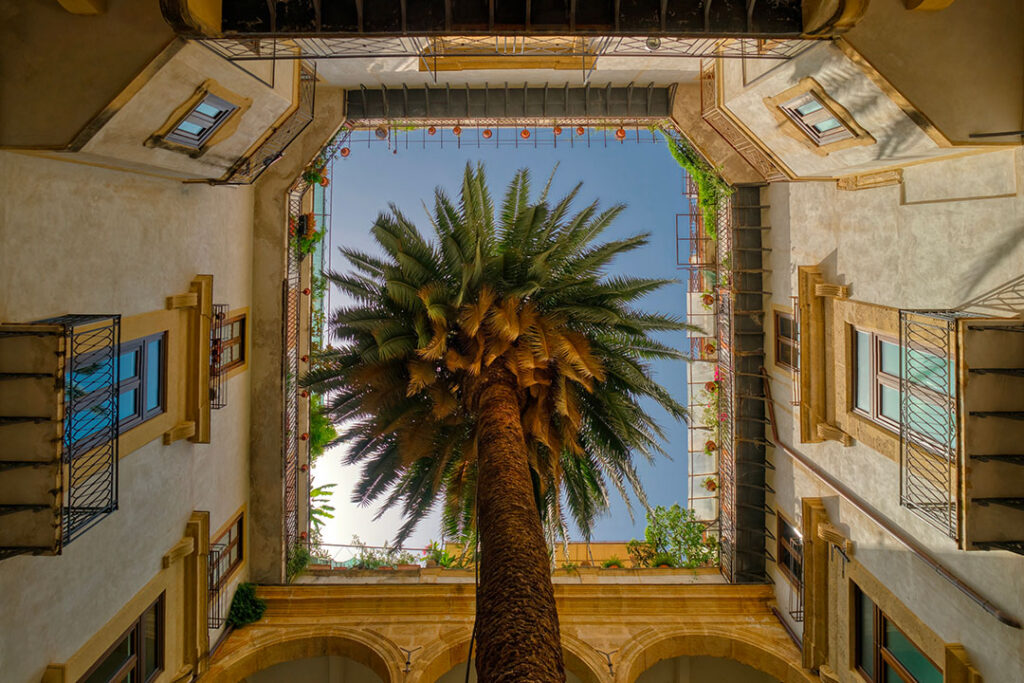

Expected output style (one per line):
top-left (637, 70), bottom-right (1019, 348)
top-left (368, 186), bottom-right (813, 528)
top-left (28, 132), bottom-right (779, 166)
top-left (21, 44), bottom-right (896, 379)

top-left (520, 129), bottom-right (531, 139)
top-left (303, 288), bottom-right (311, 295)
top-left (340, 147), bottom-right (351, 158)
top-left (553, 125), bottom-right (562, 135)
top-left (453, 125), bottom-right (462, 136)
top-left (300, 464), bottom-right (308, 472)
top-left (300, 390), bottom-right (309, 398)
top-left (576, 126), bottom-right (585, 135)
top-left (301, 355), bottom-right (309, 363)
top-left (482, 129), bottom-right (493, 139)
top-left (300, 433), bottom-right (309, 441)
top-left (427, 126), bottom-right (437, 135)
top-left (615, 127), bottom-right (627, 140)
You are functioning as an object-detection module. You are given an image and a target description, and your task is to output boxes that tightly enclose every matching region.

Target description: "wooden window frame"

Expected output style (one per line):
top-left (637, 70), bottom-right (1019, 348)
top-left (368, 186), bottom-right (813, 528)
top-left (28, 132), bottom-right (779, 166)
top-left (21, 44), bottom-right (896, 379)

top-left (164, 93), bottom-right (238, 149)
top-left (118, 332), bottom-right (167, 432)
top-left (776, 513), bottom-right (803, 589)
top-left (779, 92), bottom-right (854, 146)
top-left (217, 314), bottom-right (246, 373)
top-left (774, 310), bottom-right (799, 371)
top-left (78, 594), bottom-right (164, 683)
top-left (853, 583), bottom-right (940, 683)
top-left (211, 513), bottom-right (244, 590)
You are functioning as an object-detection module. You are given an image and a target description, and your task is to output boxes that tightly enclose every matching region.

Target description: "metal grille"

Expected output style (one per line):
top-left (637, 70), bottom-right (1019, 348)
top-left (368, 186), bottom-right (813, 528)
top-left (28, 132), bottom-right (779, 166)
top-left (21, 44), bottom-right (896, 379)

top-left (899, 310), bottom-right (966, 540)
top-left (283, 182), bottom-right (306, 553)
top-left (716, 282), bottom-right (736, 582)
top-left (208, 542), bottom-right (226, 628)
top-left (217, 63), bottom-right (317, 185)
top-left (44, 315), bottom-right (122, 545)
top-left (210, 304), bottom-right (229, 410)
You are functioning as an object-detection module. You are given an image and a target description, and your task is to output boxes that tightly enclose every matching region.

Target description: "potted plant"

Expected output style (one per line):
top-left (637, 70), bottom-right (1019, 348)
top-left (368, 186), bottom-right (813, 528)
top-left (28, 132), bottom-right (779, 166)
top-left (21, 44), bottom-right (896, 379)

top-left (703, 476), bottom-right (718, 493)
top-left (704, 439), bottom-right (717, 452)
top-left (701, 292), bottom-right (715, 308)
top-left (652, 552), bottom-right (677, 568)
top-left (704, 340), bottom-right (716, 355)
top-left (704, 380), bottom-right (717, 393)
top-left (602, 557), bottom-right (625, 569)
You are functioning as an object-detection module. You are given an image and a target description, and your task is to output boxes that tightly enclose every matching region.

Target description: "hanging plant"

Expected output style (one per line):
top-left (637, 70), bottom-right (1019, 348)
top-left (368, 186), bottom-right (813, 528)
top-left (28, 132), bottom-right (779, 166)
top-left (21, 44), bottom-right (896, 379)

top-left (701, 293), bottom-right (715, 308)
top-left (703, 476), bottom-right (718, 493)
top-left (704, 380), bottom-right (717, 393)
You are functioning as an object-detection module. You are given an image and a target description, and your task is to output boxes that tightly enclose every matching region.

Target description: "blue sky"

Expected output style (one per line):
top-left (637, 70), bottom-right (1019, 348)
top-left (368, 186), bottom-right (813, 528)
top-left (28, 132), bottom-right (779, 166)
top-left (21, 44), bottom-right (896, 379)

top-left (316, 126), bottom-right (691, 550)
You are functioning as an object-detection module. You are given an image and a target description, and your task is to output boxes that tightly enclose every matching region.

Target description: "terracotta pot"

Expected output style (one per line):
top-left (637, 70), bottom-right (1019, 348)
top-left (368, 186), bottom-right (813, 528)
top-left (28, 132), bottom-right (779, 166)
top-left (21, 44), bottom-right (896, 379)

top-left (705, 440), bottom-right (717, 451)
top-left (702, 293), bottom-right (715, 307)
top-left (396, 564), bottom-right (420, 571)
top-left (482, 128), bottom-right (492, 139)
top-left (705, 381), bottom-right (717, 392)
top-left (520, 128), bottom-right (531, 139)
top-left (576, 126), bottom-right (585, 135)
top-left (452, 125), bottom-right (462, 136)
top-left (340, 147), bottom-right (351, 157)
top-left (427, 126), bottom-right (436, 135)
top-left (615, 127), bottom-right (626, 140)
top-left (553, 125), bottom-right (562, 135)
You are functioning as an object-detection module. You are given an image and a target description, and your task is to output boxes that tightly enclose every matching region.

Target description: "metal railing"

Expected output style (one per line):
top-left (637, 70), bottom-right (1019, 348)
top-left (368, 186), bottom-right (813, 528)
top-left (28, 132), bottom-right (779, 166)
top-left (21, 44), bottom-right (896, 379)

top-left (283, 181), bottom-right (307, 553)
top-left (208, 542), bottom-right (227, 628)
top-left (899, 310), bottom-right (966, 540)
top-left (47, 315), bottom-right (122, 545)
top-left (217, 63), bottom-right (317, 185)
top-left (210, 304), bottom-right (229, 410)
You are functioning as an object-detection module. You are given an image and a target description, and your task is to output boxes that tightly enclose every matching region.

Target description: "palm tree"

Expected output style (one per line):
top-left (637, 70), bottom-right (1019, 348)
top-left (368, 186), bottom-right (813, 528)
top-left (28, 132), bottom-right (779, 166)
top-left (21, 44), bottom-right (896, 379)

top-left (304, 163), bottom-right (690, 682)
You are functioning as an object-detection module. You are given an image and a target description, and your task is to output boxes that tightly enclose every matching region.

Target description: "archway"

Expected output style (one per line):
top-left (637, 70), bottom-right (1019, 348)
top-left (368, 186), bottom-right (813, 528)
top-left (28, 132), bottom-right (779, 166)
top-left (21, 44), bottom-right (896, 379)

top-left (414, 635), bottom-right (604, 683)
top-left (615, 627), bottom-right (813, 683)
top-left (202, 627), bottom-right (404, 683)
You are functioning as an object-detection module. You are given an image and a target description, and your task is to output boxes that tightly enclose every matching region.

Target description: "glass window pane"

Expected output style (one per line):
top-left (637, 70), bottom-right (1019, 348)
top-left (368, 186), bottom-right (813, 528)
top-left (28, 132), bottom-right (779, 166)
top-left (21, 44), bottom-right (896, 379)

top-left (907, 396), bottom-right (954, 451)
top-left (145, 339), bottom-right (162, 412)
top-left (194, 101), bottom-right (222, 118)
top-left (885, 621), bottom-right (941, 683)
top-left (881, 385), bottom-right (900, 421)
top-left (176, 120), bottom-right (205, 136)
top-left (814, 117), bottom-right (843, 133)
top-left (879, 340), bottom-right (899, 376)
top-left (82, 632), bottom-right (132, 683)
top-left (884, 662), bottom-right (905, 683)
top-left (906, 347), bottom-right (952, 394)
top-left (119, 350), bottom-right (139, 382)
top-left (778, 345), bottom-right (792, 367)
top-left (119, 388), bottom-right (138, 422)
top-left (855, 331), bottom-right (872, 412)
top-left (143, 604), bottom-right (159, 678)
top-left (856, 589), bottom-right (875, 677)
top-left (778, 315), bottom-right (793, 340)
top-left (796, 100), bottom-right (823, 116)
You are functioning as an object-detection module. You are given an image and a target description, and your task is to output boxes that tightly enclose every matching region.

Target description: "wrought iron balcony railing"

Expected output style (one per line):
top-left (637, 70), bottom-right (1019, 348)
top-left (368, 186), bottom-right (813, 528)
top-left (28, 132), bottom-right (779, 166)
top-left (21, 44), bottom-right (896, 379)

top-left (0, 314), bottom-right (121, 557)
top-left (208, 542), bottom-right (227, 629)
top-left (210, 304), bottom-right (229, 410)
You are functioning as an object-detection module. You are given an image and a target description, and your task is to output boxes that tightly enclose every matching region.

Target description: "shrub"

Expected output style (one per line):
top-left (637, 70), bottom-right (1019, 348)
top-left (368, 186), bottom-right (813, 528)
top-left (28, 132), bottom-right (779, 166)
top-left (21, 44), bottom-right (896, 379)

top-left (602, 557), bottom-right (625, 569)
top-left (652, 552), bottom-right (678, 568)
top-left (626, 539), bottom-right (655, 568)
top-left (286, 544), bottom-right (312, 581)
top-left (226, 583), bottom-right (266, 628)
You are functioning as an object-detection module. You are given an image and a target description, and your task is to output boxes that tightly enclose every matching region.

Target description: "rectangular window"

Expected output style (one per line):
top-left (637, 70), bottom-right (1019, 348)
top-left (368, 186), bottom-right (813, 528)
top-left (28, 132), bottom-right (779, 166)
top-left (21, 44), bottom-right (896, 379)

top-left (854, 584), bottom-right (941, 683)
top-left (774, 311), bottom-right (799, 370)
top-left (117, 332), bottom-right (166, 432)
top-left (211, 514), bottom-right (244, 590)
top-left (165, 93), bottom-right (238, 149)
top-left (851, 327), bottom-right (953, 449)
top-left (780, 92), bottom-right (854, 146)
top-left (215, 314), bottom-right (246, 372)
top-left (777, 514), bottom-right (803, 588)
top-left (79, 594), bottom-right (163, 683)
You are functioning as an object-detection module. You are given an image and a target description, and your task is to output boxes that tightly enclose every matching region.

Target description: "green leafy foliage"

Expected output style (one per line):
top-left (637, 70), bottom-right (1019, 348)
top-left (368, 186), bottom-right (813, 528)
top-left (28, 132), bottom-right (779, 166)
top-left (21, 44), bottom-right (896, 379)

top-left (226, 583), bottom-right (267, 628)
top-left (286, 544), bottom-right (312, 581)
top-left (652, 551), bottom-right (678, 568)
top-left (309, 482), bottom-right (336, 532)
top-left (425, 540), bottom-right (458, 568)
top-left (659, 129), bottom-right (733, 240)
top-left (601, 556), bottom-right (625, 569)
top-left (626, 539), bottom-right (655, 568)
top-left (308, 394), bottom-right (338, 463)
top-left (635, 504), bottom-right (718, 569)
top-left (349, 535), bottom-right (420, 569)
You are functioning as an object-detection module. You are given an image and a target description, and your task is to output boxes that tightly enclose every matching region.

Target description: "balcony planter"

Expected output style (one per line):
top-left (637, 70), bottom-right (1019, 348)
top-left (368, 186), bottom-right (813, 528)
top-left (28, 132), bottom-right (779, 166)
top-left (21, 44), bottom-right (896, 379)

top-left (601, 558), bottom-right (625, 569)
top-left (396, 564), bottom-right (420, 571)
top-left (377, 566), bottom-right (394, 571)
top-left (703, 477), bottom-right (718, 493)
top-left (652, 552), bottom-right (677, 569)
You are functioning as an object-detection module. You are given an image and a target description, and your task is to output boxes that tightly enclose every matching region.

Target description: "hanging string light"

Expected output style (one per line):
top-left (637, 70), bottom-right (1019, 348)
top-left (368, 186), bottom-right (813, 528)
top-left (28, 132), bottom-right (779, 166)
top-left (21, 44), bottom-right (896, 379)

top-left (576, 126), bottom-right (585, 136)
top-left (553, 125), bottom-right (562, 136)
top-left (453, 125), bottom-right (462, 136)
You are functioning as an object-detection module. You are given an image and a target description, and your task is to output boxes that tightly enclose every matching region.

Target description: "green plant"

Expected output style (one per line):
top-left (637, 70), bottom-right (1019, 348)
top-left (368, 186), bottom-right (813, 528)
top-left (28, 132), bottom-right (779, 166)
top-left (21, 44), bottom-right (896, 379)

top-left (626, 539), bottom-right (655, 568)
top-left (286, 543), bottom-right (312, 581)
top-left (659, 129), bottom-right (733, 240)
top-left (425, 540), bottom-right (456, 568)
top-left (308, 394), bottom-right (338, 463)
top-left (602, 557), bottom-right (625, 569)
top-left (309, 482), bottom-right (336, 532)
top-left (560, 561), bottom-right (579, 573)
top-left (652, 552), bottom-right (677, 568)
top-left (226, 583), bottom-right (267, 628)
top-left (643, 504), bottom-right (719, 569)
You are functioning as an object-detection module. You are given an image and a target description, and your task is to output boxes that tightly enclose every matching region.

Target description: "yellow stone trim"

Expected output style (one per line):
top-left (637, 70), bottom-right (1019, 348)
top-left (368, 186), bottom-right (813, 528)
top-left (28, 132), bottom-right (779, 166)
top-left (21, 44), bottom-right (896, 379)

top-left (816, 422), bottom-right (854, 446)
top-left (905, 0), bottom-right (957, 9)
top-left (801, 498), bottom-right (830, 671)
top-left (147, 80), bottom-right (252, 158)
top-left (167, 292), bottom-right (199, 309)
top-left (164, 536), bottom-right (196, 568)
top-left (186, 275), bottom-right (213, 444)
top-left (185, 511), bottom-right (212, 676)
top-left (945, 643), bottom-right (984, 682)
top-left (56, 0), bottom-right (105, 15)
top-left (837, 169), bottom-right (904, 191)
top-left (814, 283), bottom-right (850, 299)
top-left (763, 77), bottom-right (875, 156)
top-left (797, 267), bottom-right (829, 443)
top-left (163, 420), bottom-right (197, 445)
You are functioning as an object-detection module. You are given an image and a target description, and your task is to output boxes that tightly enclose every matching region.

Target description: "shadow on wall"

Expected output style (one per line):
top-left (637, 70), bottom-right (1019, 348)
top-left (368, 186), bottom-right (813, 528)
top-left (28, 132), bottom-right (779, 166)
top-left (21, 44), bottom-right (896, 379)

top-left (957, 236), bottom-right (1024, 312)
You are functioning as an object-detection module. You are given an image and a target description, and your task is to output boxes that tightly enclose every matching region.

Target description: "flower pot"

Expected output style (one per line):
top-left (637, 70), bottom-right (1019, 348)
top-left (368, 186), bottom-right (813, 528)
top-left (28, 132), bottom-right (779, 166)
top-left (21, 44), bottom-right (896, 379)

top-left (396, 564), bottom-right (420, 571)
top-left (705, 381), bottom-right (717, 392)
top-left (377, 566), bottom-right (394, 571)
top-left (701, 294), bottom-right (715, 307)
top-left (657, 564), bottom-right (672, 569)
top-left (705, 440), bottom-right (717, 451)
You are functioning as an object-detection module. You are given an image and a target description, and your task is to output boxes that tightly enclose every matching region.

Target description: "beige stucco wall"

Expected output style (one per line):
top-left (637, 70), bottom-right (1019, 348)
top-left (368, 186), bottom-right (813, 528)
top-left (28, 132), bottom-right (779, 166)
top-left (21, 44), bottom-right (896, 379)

top-left (720, 43), bottom-right (969, 179)
top-left (845, 0), bottom-right (1024, 145)
top-left (77, 43), bottom-right (296, 179)
top-left (0, 150), bottom-right (254, 683)
top-left (0, 0), bottom-right (174, 148)
top-left (636, 655), bottom-right (778, 683)
top-left (761, 148), bottom-right (1024, 680)
top-left (245, 655), bottom-right (381, 683)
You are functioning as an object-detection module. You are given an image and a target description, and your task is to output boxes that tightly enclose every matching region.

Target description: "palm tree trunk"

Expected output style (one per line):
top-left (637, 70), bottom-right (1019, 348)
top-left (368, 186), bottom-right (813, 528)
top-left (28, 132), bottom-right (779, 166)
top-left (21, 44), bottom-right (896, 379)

top-left (474, 365), bottom-right (566, 682)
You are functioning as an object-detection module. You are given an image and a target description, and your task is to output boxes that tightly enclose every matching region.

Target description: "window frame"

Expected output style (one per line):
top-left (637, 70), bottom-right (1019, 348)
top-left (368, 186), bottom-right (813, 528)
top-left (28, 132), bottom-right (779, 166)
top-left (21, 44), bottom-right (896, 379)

top-left (776, 513), bottom-right (803, 589)
top-left (78, 594), bottom-right (164, 683)
top-left (210, 513), bottom-right (244, 590)
top-left (779, 92), bottom-right (854, 146)
top-left (774, 310), bottom-right (799, 371)
top-left (164, 93), bottom-right (238, 150)
top-left (217, 314), bottom-right (246, 373)
top-left (117, 332), bottom-right (167, 433)
top-left (853, 583), bottom-right (941, 683)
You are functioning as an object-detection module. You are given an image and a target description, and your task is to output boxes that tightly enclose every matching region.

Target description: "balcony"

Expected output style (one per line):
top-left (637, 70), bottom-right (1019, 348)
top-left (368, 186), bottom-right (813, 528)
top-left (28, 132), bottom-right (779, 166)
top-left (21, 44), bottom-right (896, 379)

top-left (898, 311), bottom-right (1024, 553)
top-left (0, 315), bottom-right (121, 557)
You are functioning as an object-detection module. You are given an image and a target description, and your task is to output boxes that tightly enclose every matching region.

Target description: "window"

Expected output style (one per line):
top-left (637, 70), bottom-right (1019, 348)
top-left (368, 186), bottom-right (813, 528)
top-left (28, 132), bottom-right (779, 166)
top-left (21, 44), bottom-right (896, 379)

top-left (215, 314), bottom-right (246, 372)
top-left (79, 594), bottom-right (163, 683)
top-left (777, 514), bottom-right (803, 588)
top-left (854, 584), bottom-right (941, 683)
top-left (211, 514), bottom-right (244, 589)
top-left (117, 332), bottom-right (166, 432)
top-left (852, 328), bottom-right (953, 448)
top-left (164, 93), bottom-right (238, 149)
top-left (779, 92), bottom-right (854, 146)
top-left (775, 311), bottom-right (799, 370)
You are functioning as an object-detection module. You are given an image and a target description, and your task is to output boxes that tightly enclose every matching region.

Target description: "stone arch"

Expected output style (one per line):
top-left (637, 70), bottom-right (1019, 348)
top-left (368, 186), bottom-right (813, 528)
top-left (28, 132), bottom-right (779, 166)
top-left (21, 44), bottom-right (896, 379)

top-left (614, 626), bottom-right (813, 683)
top-left (412, 632), bottom-right (606, 683)
top-left (202, 626), bottom-right (405, 683)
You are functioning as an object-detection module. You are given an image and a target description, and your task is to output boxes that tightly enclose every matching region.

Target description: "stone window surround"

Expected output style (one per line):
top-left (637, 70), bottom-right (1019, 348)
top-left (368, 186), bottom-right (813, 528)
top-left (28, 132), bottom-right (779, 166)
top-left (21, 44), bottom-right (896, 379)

top-left (764, 77), bottom-right (875, 156)
top-left (146, 80), bottom-right (252, 159)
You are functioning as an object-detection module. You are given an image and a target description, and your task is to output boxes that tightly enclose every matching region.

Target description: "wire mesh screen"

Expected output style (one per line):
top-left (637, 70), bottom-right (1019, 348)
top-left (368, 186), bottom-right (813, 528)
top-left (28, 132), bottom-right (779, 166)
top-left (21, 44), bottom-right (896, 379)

top-left (43, 315), bottom-right (122, 546)
top-left (899, 310), bottom-right (964, 540)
